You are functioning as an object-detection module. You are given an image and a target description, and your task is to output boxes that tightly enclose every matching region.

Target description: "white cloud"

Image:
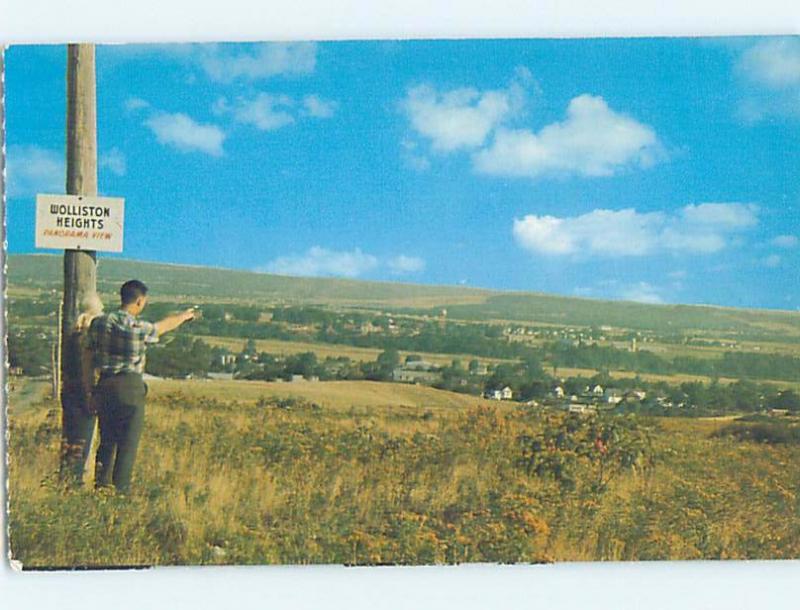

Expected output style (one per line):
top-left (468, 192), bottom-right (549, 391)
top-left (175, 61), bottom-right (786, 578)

top-left (302, 95), bottom-right (338, 119)
top-left (763, 254), bottom-right (782, 268)
top-left (402, 81), bottom-right (522, 152)
top-left (260, 248), bottom-right (426, 278)
top-left (737, 38), bottom-right (800, 89)
top-left (474, 95), bottom-right (662, 178)
top-left (100, 147), bottom-right (127, 176)
top-left (618, 282), bottom-right (665, 304)
top-left (144, 112), bottom-right (225, 156)
top-left (399, 68), bottom-right (663, 182)
top-left (574, 280), bottom-right (669, 304)
top-left (388, 255), bottom-right (426, 275)
top-left (125, 97), bottom-right (150, 112)
top-left (217, 94), bottom-right (295, 131)
top-left (735, 38), bottom-right (800, 121)
top-left (513, 203), bottom-right (759, 258)
top-left (6, 145), bottom-right (64, 198)
top-left (199, 42), bottom-right (317, 83)
top-left (772, 234), bottom-right (798, 248)
top-left (661, 203), bottom-right (758, 254)
top-left (263, 247), bottom-right (379, 278)
top-left (214, 93), bottom-right (337, 132)
top-left (513, 209), bottom-right (664, 256)
top-left (679, 202), bottom-right (758, 228)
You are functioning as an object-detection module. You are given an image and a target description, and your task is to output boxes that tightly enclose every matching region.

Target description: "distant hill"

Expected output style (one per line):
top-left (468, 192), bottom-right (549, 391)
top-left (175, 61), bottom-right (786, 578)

top-left (7, 254), bottom-right (800, 338)
top-left (6, 254), bottom-right (491, 306)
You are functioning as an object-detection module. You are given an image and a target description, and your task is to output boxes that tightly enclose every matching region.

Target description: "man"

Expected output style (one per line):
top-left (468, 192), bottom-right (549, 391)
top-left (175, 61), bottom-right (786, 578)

top-left (87, 279), bottom-right (198, 492)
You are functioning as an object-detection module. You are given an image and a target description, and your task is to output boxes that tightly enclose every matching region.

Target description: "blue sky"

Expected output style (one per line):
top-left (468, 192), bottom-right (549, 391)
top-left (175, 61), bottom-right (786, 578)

top-left (5, 38), bottom-right (799, 310)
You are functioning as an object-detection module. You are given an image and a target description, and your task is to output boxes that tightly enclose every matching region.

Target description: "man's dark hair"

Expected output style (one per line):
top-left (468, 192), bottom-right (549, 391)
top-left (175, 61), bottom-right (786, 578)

top-left (120, 280), bottom-right (149, 305)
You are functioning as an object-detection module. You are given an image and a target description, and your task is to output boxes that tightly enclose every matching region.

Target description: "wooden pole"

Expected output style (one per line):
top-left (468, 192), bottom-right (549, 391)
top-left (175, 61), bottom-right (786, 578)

top-left (59, 44), bottom-right (99, 481)
top-left (63, 44), bottom-right (98, 338)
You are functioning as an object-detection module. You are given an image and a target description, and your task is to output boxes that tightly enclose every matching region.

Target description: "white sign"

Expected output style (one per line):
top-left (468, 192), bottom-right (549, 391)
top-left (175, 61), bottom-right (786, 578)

top-left (35, 194), bottom-right (125, 253)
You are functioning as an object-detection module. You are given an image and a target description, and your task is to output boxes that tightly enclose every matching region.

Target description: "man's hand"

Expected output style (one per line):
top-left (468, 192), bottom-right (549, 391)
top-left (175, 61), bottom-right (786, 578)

top-left (156, 308), bottom-right (201, 336)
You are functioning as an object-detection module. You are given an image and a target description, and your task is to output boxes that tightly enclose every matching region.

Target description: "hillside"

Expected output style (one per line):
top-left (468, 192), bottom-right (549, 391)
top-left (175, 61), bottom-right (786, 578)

top-left (7, 253), bottom-right (800, 338)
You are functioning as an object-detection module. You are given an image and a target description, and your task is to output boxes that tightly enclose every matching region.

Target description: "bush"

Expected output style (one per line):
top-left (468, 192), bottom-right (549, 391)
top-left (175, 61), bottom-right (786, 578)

top-left (713, 421), bottom-right (800, 445)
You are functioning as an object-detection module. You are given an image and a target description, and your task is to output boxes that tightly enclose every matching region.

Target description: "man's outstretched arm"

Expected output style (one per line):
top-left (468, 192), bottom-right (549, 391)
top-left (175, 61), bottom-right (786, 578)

top-left (154, 308), bottom-right (197, 337)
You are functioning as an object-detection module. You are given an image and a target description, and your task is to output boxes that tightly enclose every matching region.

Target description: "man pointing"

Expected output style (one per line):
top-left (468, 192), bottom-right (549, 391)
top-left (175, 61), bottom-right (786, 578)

top-left (87, 279), bottom-right (197, 492)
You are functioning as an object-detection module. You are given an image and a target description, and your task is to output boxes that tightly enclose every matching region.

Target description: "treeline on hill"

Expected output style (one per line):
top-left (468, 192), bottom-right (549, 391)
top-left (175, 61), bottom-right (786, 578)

top-left (416, 294), bottom-right (800, 339)
top-left (146, 337), bottom-right (410, 384)
top-left (544, 342), bottom-right (800, 383)
top-left (8, 299), bottom-right (800, 384)
top-left (184, 310), bottom-right (800, 383)
top-left (143, 335), bottom-right (800, 417)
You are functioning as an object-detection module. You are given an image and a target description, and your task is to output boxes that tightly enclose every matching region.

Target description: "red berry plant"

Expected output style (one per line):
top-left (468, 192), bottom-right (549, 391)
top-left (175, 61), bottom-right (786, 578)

top-left (517, 413), bottom-right (657, 494)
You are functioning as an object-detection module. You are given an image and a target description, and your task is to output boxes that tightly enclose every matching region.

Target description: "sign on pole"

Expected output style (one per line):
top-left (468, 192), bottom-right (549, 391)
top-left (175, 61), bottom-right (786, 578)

top-left (36, 194), bottom-right (125, 252)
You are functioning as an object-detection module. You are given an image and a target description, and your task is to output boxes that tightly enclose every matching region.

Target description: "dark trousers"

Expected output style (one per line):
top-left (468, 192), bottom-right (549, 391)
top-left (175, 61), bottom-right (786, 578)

top-left (94, 372), bottom-right (147, 493)
top-left (59, 387), bottom-right (96, 486)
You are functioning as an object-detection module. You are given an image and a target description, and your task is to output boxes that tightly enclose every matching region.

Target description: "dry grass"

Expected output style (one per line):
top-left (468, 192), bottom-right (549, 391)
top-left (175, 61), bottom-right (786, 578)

top-left (7, 380), bottom-right (800, 568)
top-left (148, 378), bottom-right (488, 413)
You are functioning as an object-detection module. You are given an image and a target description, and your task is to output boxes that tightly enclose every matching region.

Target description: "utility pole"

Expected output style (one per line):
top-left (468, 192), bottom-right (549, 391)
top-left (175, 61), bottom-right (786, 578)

top-left (59, 44), bottom-right (99, 484)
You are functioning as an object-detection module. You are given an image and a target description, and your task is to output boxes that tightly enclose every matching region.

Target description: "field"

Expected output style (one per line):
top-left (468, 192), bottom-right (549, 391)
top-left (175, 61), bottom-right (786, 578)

top-left (196, 335), bottom-right (511, 367)
top-left (149, 378), bottom-right (487, 412)
top-left (553, 367), bottom-right (800, 393)
top-left (7, 254), bottom-right (800, 567)
top-left (7, 379), bottom-right (800, 567)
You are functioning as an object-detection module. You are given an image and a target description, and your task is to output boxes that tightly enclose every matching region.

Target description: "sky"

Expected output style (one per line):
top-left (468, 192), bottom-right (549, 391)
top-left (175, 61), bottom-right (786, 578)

top-left (5, 37), bottom-right (800, 310)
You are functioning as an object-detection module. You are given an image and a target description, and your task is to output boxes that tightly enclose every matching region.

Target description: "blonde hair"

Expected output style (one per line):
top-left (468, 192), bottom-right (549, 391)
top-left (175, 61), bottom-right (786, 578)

top-left (75, 293), bottom-right (105, 332)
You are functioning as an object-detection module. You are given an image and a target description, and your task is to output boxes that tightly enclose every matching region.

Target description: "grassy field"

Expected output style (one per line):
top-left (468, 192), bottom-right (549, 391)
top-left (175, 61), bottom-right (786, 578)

top-left (7, 379), bottom-right (800, 567)
top-left (553, 367), bottom-right (800, 392)
top-left (7, 254), bottom-right (800, 566)
top-left (147, 378), bottom-right (487, 413)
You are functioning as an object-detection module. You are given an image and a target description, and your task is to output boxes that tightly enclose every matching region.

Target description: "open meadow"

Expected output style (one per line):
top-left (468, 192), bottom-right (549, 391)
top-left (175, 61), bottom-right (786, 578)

top-left (7, 256), bottom-right (800, 567)
top-left (8, 379), bottom-right (800, 567)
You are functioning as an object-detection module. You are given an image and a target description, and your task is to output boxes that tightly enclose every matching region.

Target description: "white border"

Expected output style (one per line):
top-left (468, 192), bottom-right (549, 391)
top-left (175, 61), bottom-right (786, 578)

top-left (0, 0), bottom-right (799, 43)
top-left (2, 1), bottom-right (800, 609)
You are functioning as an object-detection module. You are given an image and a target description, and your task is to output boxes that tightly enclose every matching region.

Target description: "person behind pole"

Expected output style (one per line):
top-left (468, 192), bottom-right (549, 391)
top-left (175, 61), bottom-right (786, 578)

top-left (87, 279), bottom-right (197, 493)
top-left (59, 292), bottom-right (104, 486)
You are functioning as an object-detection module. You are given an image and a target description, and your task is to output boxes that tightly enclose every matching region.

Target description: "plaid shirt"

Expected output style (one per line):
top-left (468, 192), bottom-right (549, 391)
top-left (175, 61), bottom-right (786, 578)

top-left (87, 309), bottom-right (160, 375)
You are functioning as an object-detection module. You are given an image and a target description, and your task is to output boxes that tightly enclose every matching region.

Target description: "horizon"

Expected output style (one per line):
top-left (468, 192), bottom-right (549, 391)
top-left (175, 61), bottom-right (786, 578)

top-left (5, 38), bottom-right (799, 311)
top-left (10, 252), bottom-right (800, 315)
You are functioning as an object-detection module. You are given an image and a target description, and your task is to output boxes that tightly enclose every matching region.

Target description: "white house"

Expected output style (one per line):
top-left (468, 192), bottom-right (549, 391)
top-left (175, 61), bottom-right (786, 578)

top-left (218, 353), bottom-right (237, 367)
top-left (393, 368), bottom-right (439, 384)
top-left (486, 387), bottom-right (513, 400)
top-left (568, 403), bottom-right (597, 414)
